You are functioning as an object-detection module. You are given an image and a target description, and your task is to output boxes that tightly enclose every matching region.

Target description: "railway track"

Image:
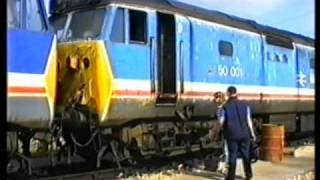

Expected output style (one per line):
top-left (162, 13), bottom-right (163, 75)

top-left (37, 168), bottom-right (123, 180)
top-left (7, 148), bottom-right (223, 180)
top-left (8, 161), bottom-right (124, 180)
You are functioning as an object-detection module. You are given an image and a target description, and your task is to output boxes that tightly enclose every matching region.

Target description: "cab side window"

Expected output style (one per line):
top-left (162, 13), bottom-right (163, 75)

top-left (7, 0), bottom-right (21, 28)
top-left (110, 8), bottom-right (125, 43)
top-left (129, 9), bottom-right (147, 44)
top-left (26, 0), bottom-right (45, 31)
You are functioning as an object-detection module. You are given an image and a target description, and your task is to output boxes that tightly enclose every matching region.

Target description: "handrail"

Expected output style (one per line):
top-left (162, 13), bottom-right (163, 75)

top-left (179, 40), bottom-right (184, 93)
top-left (150, 36), bottom-right (156, 93)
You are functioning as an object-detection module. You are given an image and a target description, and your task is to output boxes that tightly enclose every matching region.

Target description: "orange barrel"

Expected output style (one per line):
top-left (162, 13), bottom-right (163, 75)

top-left (261, 124), bottom-right (285, 162)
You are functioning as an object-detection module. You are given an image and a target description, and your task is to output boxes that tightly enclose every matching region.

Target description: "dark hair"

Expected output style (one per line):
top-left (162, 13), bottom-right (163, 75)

top-left (214, 91), bottom-right (224, 98)
top-left (227, 86), bottom-right (237, 95)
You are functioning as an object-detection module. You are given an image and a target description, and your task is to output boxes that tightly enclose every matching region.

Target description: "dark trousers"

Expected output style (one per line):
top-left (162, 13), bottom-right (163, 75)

top-left (225, 138), bottom-right (252, 180)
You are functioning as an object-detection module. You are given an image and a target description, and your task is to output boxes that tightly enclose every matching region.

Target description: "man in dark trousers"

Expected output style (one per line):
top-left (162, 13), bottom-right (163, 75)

top-left (219, 86), bottom-right (256, 180)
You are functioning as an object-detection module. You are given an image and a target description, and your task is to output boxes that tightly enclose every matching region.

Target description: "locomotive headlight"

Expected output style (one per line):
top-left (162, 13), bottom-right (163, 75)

top-left (66, 56), bottom-right (79, 70)
top-left (80, 57), bottom-right (90, 70)
top-left (66, 56), bottom-right (91, 71)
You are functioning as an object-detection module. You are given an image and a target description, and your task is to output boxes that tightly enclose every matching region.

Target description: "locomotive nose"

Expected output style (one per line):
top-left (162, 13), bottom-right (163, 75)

top-left (56, 41), bottom-right (114, 122)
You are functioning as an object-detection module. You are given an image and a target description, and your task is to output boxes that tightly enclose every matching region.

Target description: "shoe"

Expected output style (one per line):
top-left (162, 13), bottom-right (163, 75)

top-left (245, 171), bottom-right (252, 180)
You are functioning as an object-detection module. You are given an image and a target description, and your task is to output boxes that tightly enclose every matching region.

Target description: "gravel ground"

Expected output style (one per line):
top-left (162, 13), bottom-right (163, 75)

top-left (120, 145), bottom-right (314, 180)
top-left (286, 170), bottom-right (314, 180)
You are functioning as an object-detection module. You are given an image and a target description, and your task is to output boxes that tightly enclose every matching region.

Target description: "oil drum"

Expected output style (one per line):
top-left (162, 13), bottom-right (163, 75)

top-left (261, 124), bottom-right (284, 162)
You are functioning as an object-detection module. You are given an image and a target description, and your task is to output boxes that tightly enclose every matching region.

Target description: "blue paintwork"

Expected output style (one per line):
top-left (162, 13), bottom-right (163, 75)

top-left (107, 42), bottom-right (151, 79)
top-left (296, 46), bottom-right (315, 89)
top-left (188, 20), bottom-right (263, 86)
top-left (7, 0), bottom-right (54, 75)
top-left (103, 6), bottom-right (314, 91)
top-left (175, 16), bottom-right (191, 85)
top-left (263, 43), bottom-right (296, 87)
top-left (7, 29), bottom-right (53, 74)
top-left (105, 7), bottom-right (154, 80)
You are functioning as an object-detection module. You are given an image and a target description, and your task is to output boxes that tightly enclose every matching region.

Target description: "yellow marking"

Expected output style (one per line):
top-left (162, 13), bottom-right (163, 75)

top-left (57, 41), bottom-right (114, 122)
top-left (45, 47), bottom-right (57, 120)
top-left (96, 42), bottom-right (114, 121)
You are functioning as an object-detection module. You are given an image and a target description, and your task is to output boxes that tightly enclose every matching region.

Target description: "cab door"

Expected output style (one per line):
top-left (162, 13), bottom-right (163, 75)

top-left (156, 12), bottom-right (177, 104)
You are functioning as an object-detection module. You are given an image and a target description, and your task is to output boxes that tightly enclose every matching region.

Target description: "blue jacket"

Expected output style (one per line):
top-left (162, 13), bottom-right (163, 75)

top-left (221, 98), bottom-right (251, 141)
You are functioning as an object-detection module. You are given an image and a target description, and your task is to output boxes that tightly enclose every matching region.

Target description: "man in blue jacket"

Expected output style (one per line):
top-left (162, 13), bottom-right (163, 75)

top-left (219, 86), bottom-right (256, 180)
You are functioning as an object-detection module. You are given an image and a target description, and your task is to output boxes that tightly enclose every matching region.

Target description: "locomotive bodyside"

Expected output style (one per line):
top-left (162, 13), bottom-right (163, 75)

top-left (54, 3), bottom-right (314, 127)
top-left (296, 44), bottom-right (315, 111)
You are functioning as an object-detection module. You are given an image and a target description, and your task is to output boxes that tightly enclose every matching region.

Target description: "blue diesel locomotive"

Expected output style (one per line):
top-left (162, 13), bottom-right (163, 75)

top-left (7, 0), bottom-right (314, 174)
top-left (7, 0), bottom-right (57, 174)
top-left (50, 0), bottom-right (314, 166)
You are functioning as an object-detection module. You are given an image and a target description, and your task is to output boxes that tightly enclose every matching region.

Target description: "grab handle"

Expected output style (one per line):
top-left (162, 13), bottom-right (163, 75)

top-left (150, 37), bottom-right (156, 93)
top-left (179, 40), bottom-right (184, 93)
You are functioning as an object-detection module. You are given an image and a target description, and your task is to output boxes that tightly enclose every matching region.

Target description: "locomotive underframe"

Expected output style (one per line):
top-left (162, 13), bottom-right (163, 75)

top-left (7, 105), bottom-right (224, 175)
top-left (7, 103), bottom-right (314, 176)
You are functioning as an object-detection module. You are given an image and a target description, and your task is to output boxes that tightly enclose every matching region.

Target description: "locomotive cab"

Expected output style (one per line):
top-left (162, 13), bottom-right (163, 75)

top-left (52, 4), bottom-right (187, 125)
top-left (53, 6), bottom-right (113, 122)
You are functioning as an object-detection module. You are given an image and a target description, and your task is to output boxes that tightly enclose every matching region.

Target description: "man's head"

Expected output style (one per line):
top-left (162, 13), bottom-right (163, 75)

top-left (226, 86), bottom-right (237, 98)
top-left (213, 91), bottom-right (226, 104)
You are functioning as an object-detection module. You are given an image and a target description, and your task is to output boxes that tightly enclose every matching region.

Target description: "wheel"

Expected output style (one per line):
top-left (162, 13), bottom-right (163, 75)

top-left (7, 157), bottom-right (21, 174)
top-left (129, 139), bottom-right (143, 164)
top-left (77, 146), bottom-right (97, 164)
